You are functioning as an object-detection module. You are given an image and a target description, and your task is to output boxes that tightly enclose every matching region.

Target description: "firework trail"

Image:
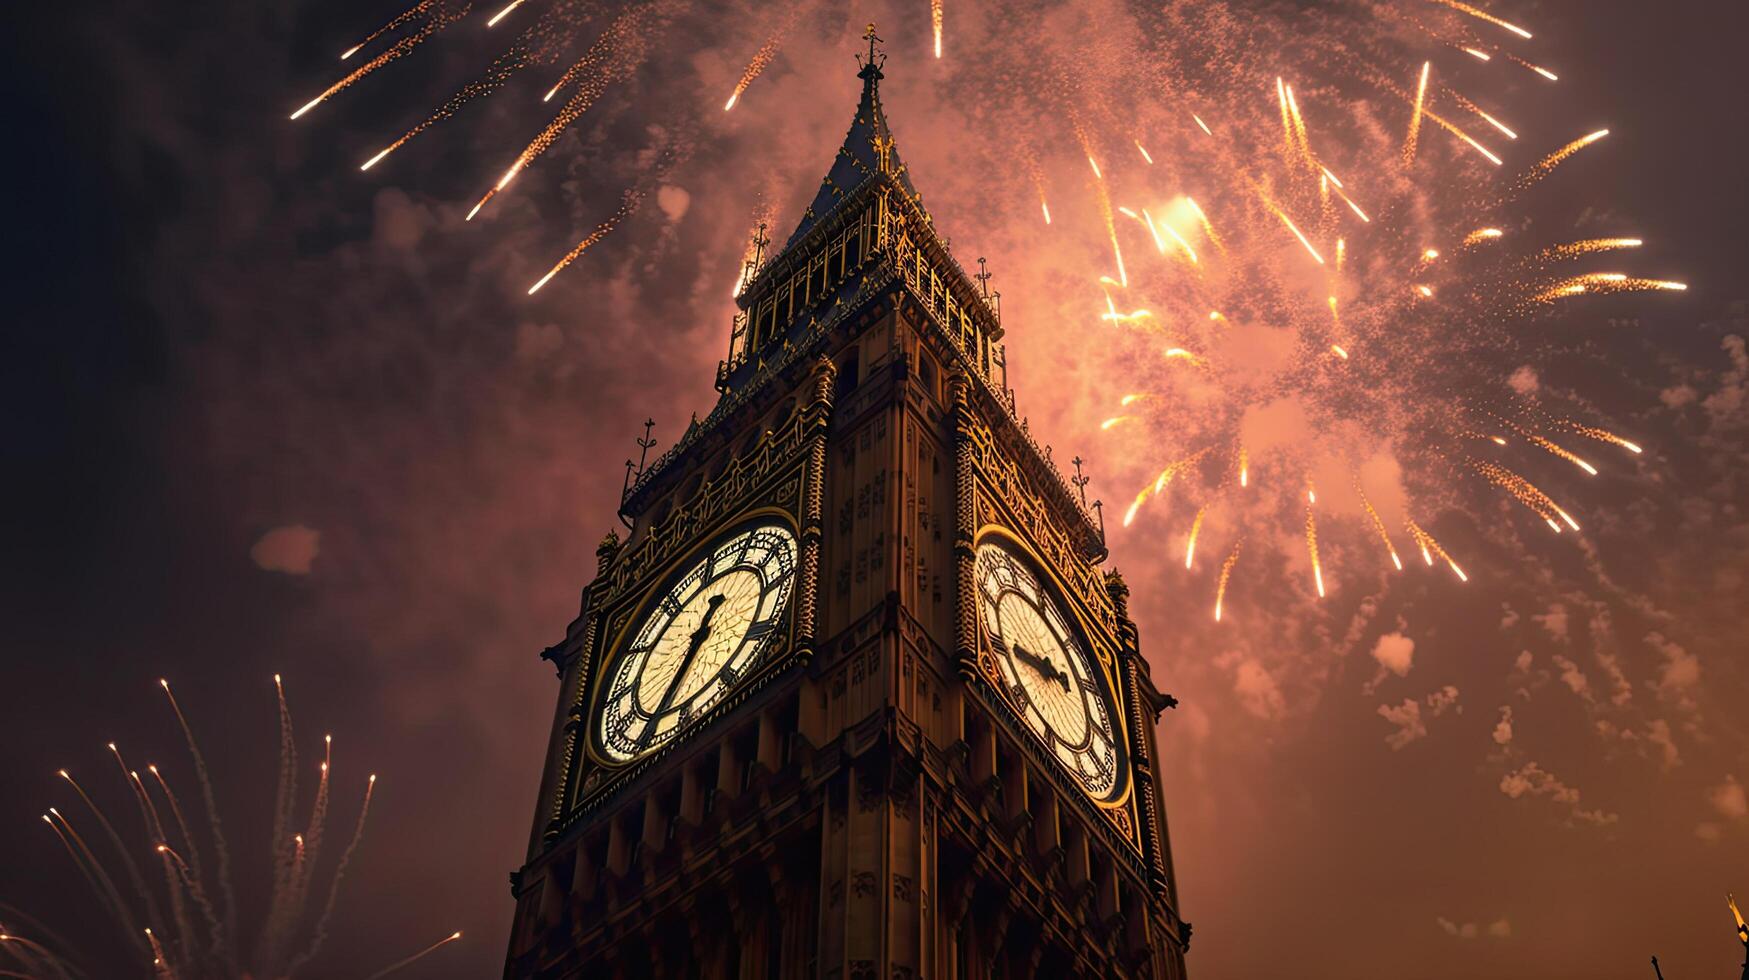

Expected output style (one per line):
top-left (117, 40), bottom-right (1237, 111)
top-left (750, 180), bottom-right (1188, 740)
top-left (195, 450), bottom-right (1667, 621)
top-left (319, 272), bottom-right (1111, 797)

top-left (466, 0), bottom-right (671, 222)
top-left (362, 930), bottom-right (463, 980)
top-left (1517, 129), bottom-right (1609, 189)
top-left (18, 679), bottom-right (430, 978)
top-left (361, 0), bottom-right (601, 172)
top-left (286, 775), bottom-right (377, 976)
top-left (724, 4), bottom-right (807, 112)
top-left (290, 0), bottom-right (474, 121)
top-left (41, 809), bottom-right (138, 953)
top-left (1213, 542), bottom-right (1241, 621)
top-left (57, 770), bottom-right (167, 944)
top-left (279, 0), bottom-right (1690, 619)
top-left (0, 908), bottom-right (80, 980)
top-left (528, 137), bottom-right (689, 293)
top-left (159, 679), bottom-right (236, 948)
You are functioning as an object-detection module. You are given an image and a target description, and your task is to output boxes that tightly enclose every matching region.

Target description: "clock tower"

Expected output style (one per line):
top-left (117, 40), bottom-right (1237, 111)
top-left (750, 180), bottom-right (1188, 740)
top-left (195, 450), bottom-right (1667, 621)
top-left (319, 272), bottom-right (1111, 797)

top-left (505, 29), bottom-right (1191, 979)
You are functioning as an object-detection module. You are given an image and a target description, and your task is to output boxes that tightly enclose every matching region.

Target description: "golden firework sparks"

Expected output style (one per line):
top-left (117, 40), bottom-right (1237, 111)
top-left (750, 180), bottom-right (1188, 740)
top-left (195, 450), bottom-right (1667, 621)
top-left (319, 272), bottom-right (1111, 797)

top-left (1214, 542), bottom-right (1241, 621)
top-left (1429, 0), bottom-right (1533, 39)
top-left (1185, 508), bottom-right (1206, 568)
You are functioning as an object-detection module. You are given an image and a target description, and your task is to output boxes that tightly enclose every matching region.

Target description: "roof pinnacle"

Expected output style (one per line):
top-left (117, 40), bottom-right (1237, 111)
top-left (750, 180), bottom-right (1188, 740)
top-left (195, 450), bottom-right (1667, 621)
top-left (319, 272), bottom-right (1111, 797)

top-left (856, 23), bottom-right (885, 85)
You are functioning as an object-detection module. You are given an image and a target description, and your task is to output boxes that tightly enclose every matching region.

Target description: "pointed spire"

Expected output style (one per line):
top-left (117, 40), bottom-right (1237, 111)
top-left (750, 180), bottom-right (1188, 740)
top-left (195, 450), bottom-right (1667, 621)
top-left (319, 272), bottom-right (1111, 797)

top-left (781, 22), bottom-right (925, 250)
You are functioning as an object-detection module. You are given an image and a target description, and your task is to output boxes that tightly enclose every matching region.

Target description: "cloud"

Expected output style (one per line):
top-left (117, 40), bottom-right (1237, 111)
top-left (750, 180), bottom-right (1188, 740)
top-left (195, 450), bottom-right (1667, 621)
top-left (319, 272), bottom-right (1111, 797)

top-left (1499, 762), bottom-right (1619, 828)
top-left (1230, 657), bottom-right (1287, 721)
top-left (1508, 365), bottom-right (1539, 395)
top-left (1379, 699), bottom-right (1426, 750)
top-left (1437, 917), bottom-right (1511, 940)
top-left (1658, 385), bottom-right (1700, 407)
top-left (1646, 631), bottom-right (1701, 695)
top-left (1708, 775), bottom-right (1747, 820)
top-left (1498, 604), bottom-right (1520, 630)
top-left (1378, 686), bottom-right (1460, 749)
top-left (1550, 654), bottom-right (1595, 706)
top-left (1371, 632), bottom-right (1415, 677)
top-left (1500, 762), bottom-right (1581, 805)
top-left (1659, 383), bottom-right (1698, 408)
top-left (1533, 604), bottom-right (1570, 642)
top-left (656, 184), bottom-right (691, 222)
top-left (1492, 706), bottom-right (1514, 746)
top-left (250, 525), bottom-right (321, 575)
top-left (1426, 685), bottom-right (1461, 717)
top-left (1643, 719), bottom-right (1681, 770)
top-left (1695, 822), bottom-right (1723, 843)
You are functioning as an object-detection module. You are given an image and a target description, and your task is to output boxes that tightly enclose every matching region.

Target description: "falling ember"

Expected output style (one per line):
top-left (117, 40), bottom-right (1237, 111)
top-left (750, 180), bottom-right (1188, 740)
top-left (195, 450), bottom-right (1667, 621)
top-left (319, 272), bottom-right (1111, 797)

top-left (1306, 508), bottom-right (1326, 598)
top-left (485, 0), bottom-right (524, 28)
top-left (1100, 416), bottom-right (1135, 430)
top-left (1135, 140), bottom-right (1154, 164)
top-left (1404, 61), bottom-right (1430, 162)
top-left (1523, 432), bottom-right (1599, 475)
top-left (1192, 113), bottom-right (1212, 136)
top-left (1270, 206), bottom-right (1325, 264)
top-left (1040, 199), bottom-right (1052, 225)
top-left (1470, 106), bottom-right (1518, 140)
top-left (1473, 460), bottom-right (1581, 531)
top-left (1541, 237), bottom-right (1643, 259)
top-left (1184, 509), bottom-right (1206, 569)
top-left (1420, 107), bottom-right (1504, 165)
top-left (1520, 129), bottom-right (1609, 188)
top-left (362, 929), bottom-right (465, 980)
top-left (931, 0), bottom-right (943, 58)
top-left (1124, 452), bottom-right (1207, 527)
top-left (1214, 544), bottom-right (1241, 621)
top-left (529, 145), bottom-right (677, 293)
top-left (1087, 155), bottom-right (1103, 180)
top-left (723, 10), bottom-right (800, 113)
top-left (1100, 308), bottom-right (1154, 323)
top-left (1238, 446), bottom-right (1249, 487)
top-left (1330, 344), bottom-right (1349, 359)
top-left (1429, 0), bottom-right (1534, 39)
top-left (1360, 492), bottom-right (1403, 570)
top-left (1462, 47), bottom-right (1491, 61)
top-left (1533, 272), bottom-right (1685, 302)
top-left (289, 1), bottom-right (467, 120)
top-left (1562, 423), bottom-right (1644, 455)
top-left (1406, 519), bottom-right (1435, 565)
top-left (1120, 393), bottom-right (1145, 407)
top-left (1184, 197), bottom-right (1222, 251)
top-left (1464, 227), bottom-right (1505, 245)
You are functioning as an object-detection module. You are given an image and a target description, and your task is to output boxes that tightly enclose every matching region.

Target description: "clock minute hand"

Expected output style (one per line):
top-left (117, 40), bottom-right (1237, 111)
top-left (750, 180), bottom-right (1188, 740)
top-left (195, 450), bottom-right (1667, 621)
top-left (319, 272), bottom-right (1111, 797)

top-left (1013, 642), bottom-right (1071, 692)
top-left (655, 594), bottom-right (726, 717)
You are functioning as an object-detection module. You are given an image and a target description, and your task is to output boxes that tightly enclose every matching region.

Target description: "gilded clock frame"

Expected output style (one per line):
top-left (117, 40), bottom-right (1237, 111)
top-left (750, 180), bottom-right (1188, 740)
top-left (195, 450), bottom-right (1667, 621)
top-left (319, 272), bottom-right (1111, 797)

top-left (586, 509), bottom-right (802, 768)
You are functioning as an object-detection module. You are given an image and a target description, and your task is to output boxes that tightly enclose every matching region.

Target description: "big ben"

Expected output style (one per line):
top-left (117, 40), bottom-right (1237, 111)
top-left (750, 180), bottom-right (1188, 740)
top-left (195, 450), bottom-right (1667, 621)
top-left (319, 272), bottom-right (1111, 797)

top-left (505, 27), bottom-right (1190, 979)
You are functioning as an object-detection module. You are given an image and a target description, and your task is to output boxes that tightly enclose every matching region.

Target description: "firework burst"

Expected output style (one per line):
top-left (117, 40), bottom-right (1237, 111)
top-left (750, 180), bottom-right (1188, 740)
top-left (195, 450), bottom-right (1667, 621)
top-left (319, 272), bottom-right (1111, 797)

top-left (2, 679), bottom-right (457, 979)
top-left (284, 0), bottom-right (1685, 622)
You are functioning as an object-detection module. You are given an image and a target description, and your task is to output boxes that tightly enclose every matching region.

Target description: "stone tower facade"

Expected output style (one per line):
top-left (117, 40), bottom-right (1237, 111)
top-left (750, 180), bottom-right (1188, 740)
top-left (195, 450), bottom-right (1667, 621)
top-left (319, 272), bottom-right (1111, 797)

top-left (505, 32), bottom-right (1191, 980)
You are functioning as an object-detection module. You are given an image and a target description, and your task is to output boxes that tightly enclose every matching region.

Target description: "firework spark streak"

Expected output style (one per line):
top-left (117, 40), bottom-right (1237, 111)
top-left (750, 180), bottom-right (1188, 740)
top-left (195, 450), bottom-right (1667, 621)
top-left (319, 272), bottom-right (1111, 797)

top-left (724, 5), bottom-right (806, 111)
top-left (291, 1), bottom-right (473, 120)
top-left (282, 0), bottom-right (1689, 617)
top-left (17, 680), bottom-right (443, 978)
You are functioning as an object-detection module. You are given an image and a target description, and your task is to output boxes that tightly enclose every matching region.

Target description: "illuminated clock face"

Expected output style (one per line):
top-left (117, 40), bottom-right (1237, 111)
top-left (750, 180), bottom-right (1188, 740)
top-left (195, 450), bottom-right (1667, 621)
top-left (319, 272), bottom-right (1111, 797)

top-left (975, 542), bottom-right (1126, 802)
top-left (596, 522), bottom-right (798, 764)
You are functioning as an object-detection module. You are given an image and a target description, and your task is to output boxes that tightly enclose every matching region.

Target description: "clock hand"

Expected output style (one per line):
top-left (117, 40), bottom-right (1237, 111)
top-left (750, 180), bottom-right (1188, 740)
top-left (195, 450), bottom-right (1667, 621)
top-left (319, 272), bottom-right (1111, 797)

top-left (655, 594), bottom-right (726, 717)
top-left (1012, 642), bottom-right (1071, 692)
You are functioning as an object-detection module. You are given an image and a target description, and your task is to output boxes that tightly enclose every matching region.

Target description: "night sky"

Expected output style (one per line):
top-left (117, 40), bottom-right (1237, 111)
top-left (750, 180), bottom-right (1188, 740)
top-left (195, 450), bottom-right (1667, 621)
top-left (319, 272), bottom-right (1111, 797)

top-left (3, 0), bottom-right (1746, 977)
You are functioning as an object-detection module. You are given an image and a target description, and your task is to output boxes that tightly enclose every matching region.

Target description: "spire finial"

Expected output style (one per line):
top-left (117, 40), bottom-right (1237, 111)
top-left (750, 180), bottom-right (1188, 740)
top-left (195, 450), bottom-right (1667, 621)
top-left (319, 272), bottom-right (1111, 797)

top-left (857, 23), bottom-right (885, 83)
